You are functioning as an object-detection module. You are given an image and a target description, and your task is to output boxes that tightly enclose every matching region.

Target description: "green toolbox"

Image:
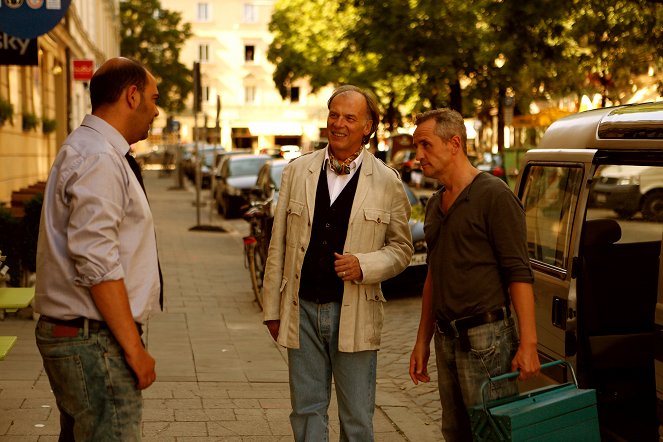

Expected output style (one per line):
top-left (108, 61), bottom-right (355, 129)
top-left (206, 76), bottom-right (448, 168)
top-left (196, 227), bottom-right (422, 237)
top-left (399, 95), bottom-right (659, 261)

top-left (469, 360), bottom-right (600, 441)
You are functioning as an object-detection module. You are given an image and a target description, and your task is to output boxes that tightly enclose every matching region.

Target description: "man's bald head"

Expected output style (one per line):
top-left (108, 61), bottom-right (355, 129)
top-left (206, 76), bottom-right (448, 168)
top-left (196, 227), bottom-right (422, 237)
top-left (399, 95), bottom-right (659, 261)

top-left (90, 57), bottom-right (149, 113)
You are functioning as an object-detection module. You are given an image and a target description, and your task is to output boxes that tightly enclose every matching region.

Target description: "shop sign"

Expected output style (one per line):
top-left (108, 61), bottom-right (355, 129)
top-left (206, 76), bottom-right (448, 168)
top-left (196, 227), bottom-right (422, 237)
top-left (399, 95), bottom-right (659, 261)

top-left (0, 0), bottom-right (71, 39)
top-left (72, 59), bottom-right (94, 81)
top-left (0, 31), bottom-right (37, 65)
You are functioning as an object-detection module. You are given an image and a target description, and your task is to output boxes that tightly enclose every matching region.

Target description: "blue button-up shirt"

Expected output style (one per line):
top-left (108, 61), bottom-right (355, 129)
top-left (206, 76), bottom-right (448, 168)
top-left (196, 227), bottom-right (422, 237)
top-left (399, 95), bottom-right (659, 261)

top-left (34, 115), bottom-right (160, 323)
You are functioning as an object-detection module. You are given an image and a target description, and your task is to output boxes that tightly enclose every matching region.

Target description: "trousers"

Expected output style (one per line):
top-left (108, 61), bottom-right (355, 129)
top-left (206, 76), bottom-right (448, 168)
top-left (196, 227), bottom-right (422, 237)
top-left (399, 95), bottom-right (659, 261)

top-left (35, 318), bottom-right (142, 441)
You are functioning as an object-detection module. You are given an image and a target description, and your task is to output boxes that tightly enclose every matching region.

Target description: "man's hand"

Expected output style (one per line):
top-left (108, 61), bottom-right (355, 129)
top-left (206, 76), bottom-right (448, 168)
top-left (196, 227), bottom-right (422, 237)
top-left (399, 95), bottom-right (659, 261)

top-left (334, 253), bottom-right (363, 282)
top-left (511, 342), bottom-right (540, 381)
top-left (124, 346), bottom-right (157, 390)
top-left (265, 320), bottom-right (280, 341)
top-left (409, 342), bottom-right (431, 385)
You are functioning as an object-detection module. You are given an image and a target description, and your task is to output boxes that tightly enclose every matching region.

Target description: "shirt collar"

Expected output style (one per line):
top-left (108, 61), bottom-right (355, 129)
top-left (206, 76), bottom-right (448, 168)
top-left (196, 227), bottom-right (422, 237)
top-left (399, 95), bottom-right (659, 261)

top-left (323, 146), bottom-right (365, 171)
top-left (80, 114), bottom-right (131, 157)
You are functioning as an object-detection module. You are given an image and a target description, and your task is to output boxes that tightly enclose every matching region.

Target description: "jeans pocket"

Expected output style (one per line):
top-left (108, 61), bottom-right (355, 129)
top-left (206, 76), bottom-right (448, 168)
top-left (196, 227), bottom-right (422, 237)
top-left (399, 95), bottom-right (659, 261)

top-left (41, 354), bottom-right (89, 417)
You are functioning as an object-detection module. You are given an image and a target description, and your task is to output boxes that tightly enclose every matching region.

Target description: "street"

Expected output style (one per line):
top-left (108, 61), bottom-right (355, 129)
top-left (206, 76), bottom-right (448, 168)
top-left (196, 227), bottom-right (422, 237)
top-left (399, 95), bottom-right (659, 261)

top-left (0, 170), bottom-right (443, 441)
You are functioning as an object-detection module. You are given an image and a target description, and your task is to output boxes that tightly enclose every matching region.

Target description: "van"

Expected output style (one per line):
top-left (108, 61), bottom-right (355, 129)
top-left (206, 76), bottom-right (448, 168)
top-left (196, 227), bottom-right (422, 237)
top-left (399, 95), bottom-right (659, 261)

top-left (514, 101), bottom-right (663, 440)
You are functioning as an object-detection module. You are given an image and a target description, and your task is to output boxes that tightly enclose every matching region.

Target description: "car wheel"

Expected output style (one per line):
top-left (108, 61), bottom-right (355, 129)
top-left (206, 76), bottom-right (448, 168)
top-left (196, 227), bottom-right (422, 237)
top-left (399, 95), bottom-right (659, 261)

top-left (614, 209), bottom-right (636, 219)
top-left (224, 196), bottom-right (236, 219)
top-left (642, 190), bottom-right (663, 222)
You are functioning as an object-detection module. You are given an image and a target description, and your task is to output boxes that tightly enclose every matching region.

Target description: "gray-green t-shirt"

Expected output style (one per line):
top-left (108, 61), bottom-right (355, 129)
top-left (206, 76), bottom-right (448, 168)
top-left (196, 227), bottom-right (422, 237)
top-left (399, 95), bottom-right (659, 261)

top-left (424, 172), bottom-right (534, 321)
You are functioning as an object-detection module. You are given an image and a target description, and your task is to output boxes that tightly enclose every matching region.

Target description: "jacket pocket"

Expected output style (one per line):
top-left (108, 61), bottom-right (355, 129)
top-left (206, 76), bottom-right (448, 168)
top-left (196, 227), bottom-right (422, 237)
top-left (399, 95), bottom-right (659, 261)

top-left (361, 209), bottom-right (391, 250)
top-left (363, 285), bottom-right (385, 345)
top-left (286, 200), bottom-right (305, 247)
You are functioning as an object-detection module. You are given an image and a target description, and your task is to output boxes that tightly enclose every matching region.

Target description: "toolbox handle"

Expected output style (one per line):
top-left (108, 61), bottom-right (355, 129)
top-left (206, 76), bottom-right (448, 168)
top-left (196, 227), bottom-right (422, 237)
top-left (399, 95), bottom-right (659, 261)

top-left (479, 360), bottom-right (578, 441)
top-left (484, 359), bottom-right (577, 387)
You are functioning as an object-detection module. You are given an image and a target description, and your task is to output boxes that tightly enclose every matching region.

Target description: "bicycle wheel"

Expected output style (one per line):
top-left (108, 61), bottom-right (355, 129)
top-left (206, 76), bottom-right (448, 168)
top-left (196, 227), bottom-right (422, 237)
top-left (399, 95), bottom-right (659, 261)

top-left (245, 240), bottom-right (264, 309)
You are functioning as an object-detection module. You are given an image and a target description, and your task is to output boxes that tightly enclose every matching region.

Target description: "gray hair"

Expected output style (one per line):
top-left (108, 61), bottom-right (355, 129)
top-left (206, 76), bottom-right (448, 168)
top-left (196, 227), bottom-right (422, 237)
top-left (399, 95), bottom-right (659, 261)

top-left (415, 109), bottom-right (468, 154)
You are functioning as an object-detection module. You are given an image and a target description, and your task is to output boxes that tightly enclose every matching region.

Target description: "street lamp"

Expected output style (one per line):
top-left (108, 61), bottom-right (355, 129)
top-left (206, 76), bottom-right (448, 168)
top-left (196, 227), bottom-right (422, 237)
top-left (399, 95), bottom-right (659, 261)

top-left (494, 54), bottom-right (507, 153)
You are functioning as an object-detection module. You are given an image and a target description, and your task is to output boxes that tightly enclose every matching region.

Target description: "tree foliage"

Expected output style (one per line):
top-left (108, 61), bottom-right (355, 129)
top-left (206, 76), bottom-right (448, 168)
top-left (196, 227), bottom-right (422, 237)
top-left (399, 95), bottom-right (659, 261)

top-left (120, 0), bottom-right (193, 114)
top-left (268, 0), bottom-right (662, 127)
top-left (565, 0), bottom-right (663, 106)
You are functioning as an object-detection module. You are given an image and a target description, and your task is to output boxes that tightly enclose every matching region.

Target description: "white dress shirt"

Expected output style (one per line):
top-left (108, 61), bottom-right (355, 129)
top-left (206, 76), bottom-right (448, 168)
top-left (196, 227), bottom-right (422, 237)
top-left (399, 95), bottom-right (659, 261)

top-left (34, 115), bottom-right (160, 323)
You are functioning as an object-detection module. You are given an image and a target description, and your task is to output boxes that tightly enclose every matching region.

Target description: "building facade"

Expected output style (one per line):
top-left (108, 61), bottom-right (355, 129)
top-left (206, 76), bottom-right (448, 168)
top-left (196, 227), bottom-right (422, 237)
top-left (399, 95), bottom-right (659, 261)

top-left (158, 0), bottom-right (331, 153)
top-left (0, 0), bottom-right (120, 204)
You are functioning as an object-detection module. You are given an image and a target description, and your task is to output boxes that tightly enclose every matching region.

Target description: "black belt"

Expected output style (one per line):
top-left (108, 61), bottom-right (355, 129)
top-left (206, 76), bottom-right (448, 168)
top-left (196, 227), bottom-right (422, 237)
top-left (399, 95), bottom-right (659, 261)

top-left (437, 307), bottom-right (510, 337)
top-left (40, 316), bottom-right (143, 336)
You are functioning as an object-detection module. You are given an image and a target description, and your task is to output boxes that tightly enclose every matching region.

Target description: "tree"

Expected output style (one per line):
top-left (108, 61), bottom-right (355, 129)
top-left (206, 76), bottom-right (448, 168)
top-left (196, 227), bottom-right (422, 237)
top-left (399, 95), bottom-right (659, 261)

top-left (268, 0), bottom-right (662, 137)
top-left (120, 0), bottom-right (193, 114)
top-left (564, 0), bottom-right (663, 107)
top-left (268, 0), bottom-right (424, 131)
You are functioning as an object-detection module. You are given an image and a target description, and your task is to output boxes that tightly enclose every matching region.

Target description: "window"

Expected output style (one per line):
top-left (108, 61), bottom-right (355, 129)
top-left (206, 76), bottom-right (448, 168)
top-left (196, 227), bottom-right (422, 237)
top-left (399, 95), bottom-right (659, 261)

top-left (244, 45), bottom-right (255, 62)
top-left (202, 86), bottom-right (210, 102)
top-left (199, 44), bottom-right (209, 62)
top-left (290, 87), bottom-right (300, 103)
top-left (197, 3), bottom-right (210, 21)
top-left (245, 86), bottom-right (256, 104)
top-left (521, 165), bottom-right (583, 269)
top-left (243, 4), bottom-right (257, 23)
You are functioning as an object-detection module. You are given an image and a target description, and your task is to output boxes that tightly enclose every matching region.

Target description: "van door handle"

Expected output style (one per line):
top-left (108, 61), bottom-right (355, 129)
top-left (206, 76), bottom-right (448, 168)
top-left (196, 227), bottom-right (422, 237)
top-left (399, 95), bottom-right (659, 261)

top-left (552, 297), bottom-right (567, 329)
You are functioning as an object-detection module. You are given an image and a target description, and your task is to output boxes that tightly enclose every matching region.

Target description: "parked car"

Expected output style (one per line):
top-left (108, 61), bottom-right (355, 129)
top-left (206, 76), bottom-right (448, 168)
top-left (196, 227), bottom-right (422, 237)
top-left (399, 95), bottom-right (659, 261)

top-left (213, 154), bottom-right (271, 218)
top-left (181, 143), bottom-right (223, 188)
top-left (253, 158), bottom-right (289, 215)
top-left (514, 101), bottom-right (663, 440)
top-left (135, 145), bottom-right (174, 170)
top-left (381, 182), bottom-right (428, 294)
top-left (590, 165), bottom-right (663, 221)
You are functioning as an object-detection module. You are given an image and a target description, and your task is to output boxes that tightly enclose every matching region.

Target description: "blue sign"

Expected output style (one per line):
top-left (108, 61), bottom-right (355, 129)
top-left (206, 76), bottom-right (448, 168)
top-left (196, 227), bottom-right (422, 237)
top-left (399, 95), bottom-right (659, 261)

top-left (0, 0), bottom-right (71, 39)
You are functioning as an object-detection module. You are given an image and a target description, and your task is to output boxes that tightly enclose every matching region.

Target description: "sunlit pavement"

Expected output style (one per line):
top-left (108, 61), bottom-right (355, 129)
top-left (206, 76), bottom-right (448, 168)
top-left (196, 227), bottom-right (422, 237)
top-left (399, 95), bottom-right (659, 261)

top-left (0, 169), bottom-right (443, 441)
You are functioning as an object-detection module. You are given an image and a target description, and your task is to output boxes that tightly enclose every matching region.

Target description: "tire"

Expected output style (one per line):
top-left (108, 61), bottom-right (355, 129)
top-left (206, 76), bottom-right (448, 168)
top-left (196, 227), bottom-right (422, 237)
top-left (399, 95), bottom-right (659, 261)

top-left (642, 190), bottom-right (663, 222)
top-left (246, 243), bottom-right (264, 309)
top-left (224, 197), bottom-right (236, 219)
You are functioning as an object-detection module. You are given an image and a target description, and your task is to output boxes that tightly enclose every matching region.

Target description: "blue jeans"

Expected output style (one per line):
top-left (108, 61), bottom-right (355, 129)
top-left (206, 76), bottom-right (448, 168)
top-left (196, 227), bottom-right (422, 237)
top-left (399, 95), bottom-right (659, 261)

top-left (434, 316), bottom-right (519, 442)
top-left (35, 319), bottom-right (142, 441)
top-left (287, 299), bottom-right (377, 442)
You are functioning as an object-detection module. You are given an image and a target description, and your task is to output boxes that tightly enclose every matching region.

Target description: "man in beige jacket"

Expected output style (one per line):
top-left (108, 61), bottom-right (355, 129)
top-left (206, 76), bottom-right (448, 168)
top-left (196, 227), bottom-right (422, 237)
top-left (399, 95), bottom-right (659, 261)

top-left (262, 85), bottom-right (413, 441)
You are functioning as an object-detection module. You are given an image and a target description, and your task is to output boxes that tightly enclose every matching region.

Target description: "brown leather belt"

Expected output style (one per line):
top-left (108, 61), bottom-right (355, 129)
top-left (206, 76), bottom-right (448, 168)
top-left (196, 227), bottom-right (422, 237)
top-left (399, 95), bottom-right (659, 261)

top-left (436, 307), bottom-right (511, 348)
top-left (40, 316), bottom-right (143, 336)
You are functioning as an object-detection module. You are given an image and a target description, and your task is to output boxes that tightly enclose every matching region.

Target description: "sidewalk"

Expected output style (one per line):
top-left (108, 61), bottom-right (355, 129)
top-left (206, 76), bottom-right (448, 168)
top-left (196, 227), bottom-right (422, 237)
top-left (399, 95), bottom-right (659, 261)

top-left (0, 170), bottom-right (442, 441)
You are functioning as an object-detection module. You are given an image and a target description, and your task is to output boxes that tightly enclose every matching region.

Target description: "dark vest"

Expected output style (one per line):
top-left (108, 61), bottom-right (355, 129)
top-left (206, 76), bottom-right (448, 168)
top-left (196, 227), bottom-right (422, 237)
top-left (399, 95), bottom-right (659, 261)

top-left (299, 164), bottom-right (361, 303)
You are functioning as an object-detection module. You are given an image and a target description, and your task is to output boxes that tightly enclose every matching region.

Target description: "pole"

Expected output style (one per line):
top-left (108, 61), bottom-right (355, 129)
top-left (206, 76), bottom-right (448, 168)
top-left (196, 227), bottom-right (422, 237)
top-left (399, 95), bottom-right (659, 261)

top-left (194, 112), bottom-right (201, 226)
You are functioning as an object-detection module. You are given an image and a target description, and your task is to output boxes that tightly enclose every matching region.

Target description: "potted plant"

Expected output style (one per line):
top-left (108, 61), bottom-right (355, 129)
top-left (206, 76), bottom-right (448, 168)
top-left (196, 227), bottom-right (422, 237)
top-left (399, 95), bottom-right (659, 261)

top-left (22, 113), bottom-right (39, 132)
top-left (0, 98), bottom-right (13, 127)
top-left (42, 118), bottom-right (57, 134)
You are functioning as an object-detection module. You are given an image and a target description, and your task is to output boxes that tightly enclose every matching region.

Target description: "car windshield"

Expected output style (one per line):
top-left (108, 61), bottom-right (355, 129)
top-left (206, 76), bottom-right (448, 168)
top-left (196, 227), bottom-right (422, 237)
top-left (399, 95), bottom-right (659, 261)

top-left (229, 157), bottom-right (268, 177)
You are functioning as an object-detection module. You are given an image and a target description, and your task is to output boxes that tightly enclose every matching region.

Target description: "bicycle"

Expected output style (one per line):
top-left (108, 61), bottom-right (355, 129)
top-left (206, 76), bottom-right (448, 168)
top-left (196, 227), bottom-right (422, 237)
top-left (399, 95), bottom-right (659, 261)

top-left (242, 195), bottom-right (273, 309)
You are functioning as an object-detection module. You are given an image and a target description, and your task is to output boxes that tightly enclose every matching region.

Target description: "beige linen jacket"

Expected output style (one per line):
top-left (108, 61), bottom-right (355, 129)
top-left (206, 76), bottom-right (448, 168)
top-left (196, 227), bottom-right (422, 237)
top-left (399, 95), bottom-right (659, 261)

top-left (262, 148), bottom-right (413, 352)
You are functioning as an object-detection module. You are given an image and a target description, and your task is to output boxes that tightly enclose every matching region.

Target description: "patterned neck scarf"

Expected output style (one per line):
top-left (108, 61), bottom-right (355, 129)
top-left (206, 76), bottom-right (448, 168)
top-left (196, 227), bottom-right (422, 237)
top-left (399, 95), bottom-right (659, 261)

top-left (328, 149), bottom-right (361, 175)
